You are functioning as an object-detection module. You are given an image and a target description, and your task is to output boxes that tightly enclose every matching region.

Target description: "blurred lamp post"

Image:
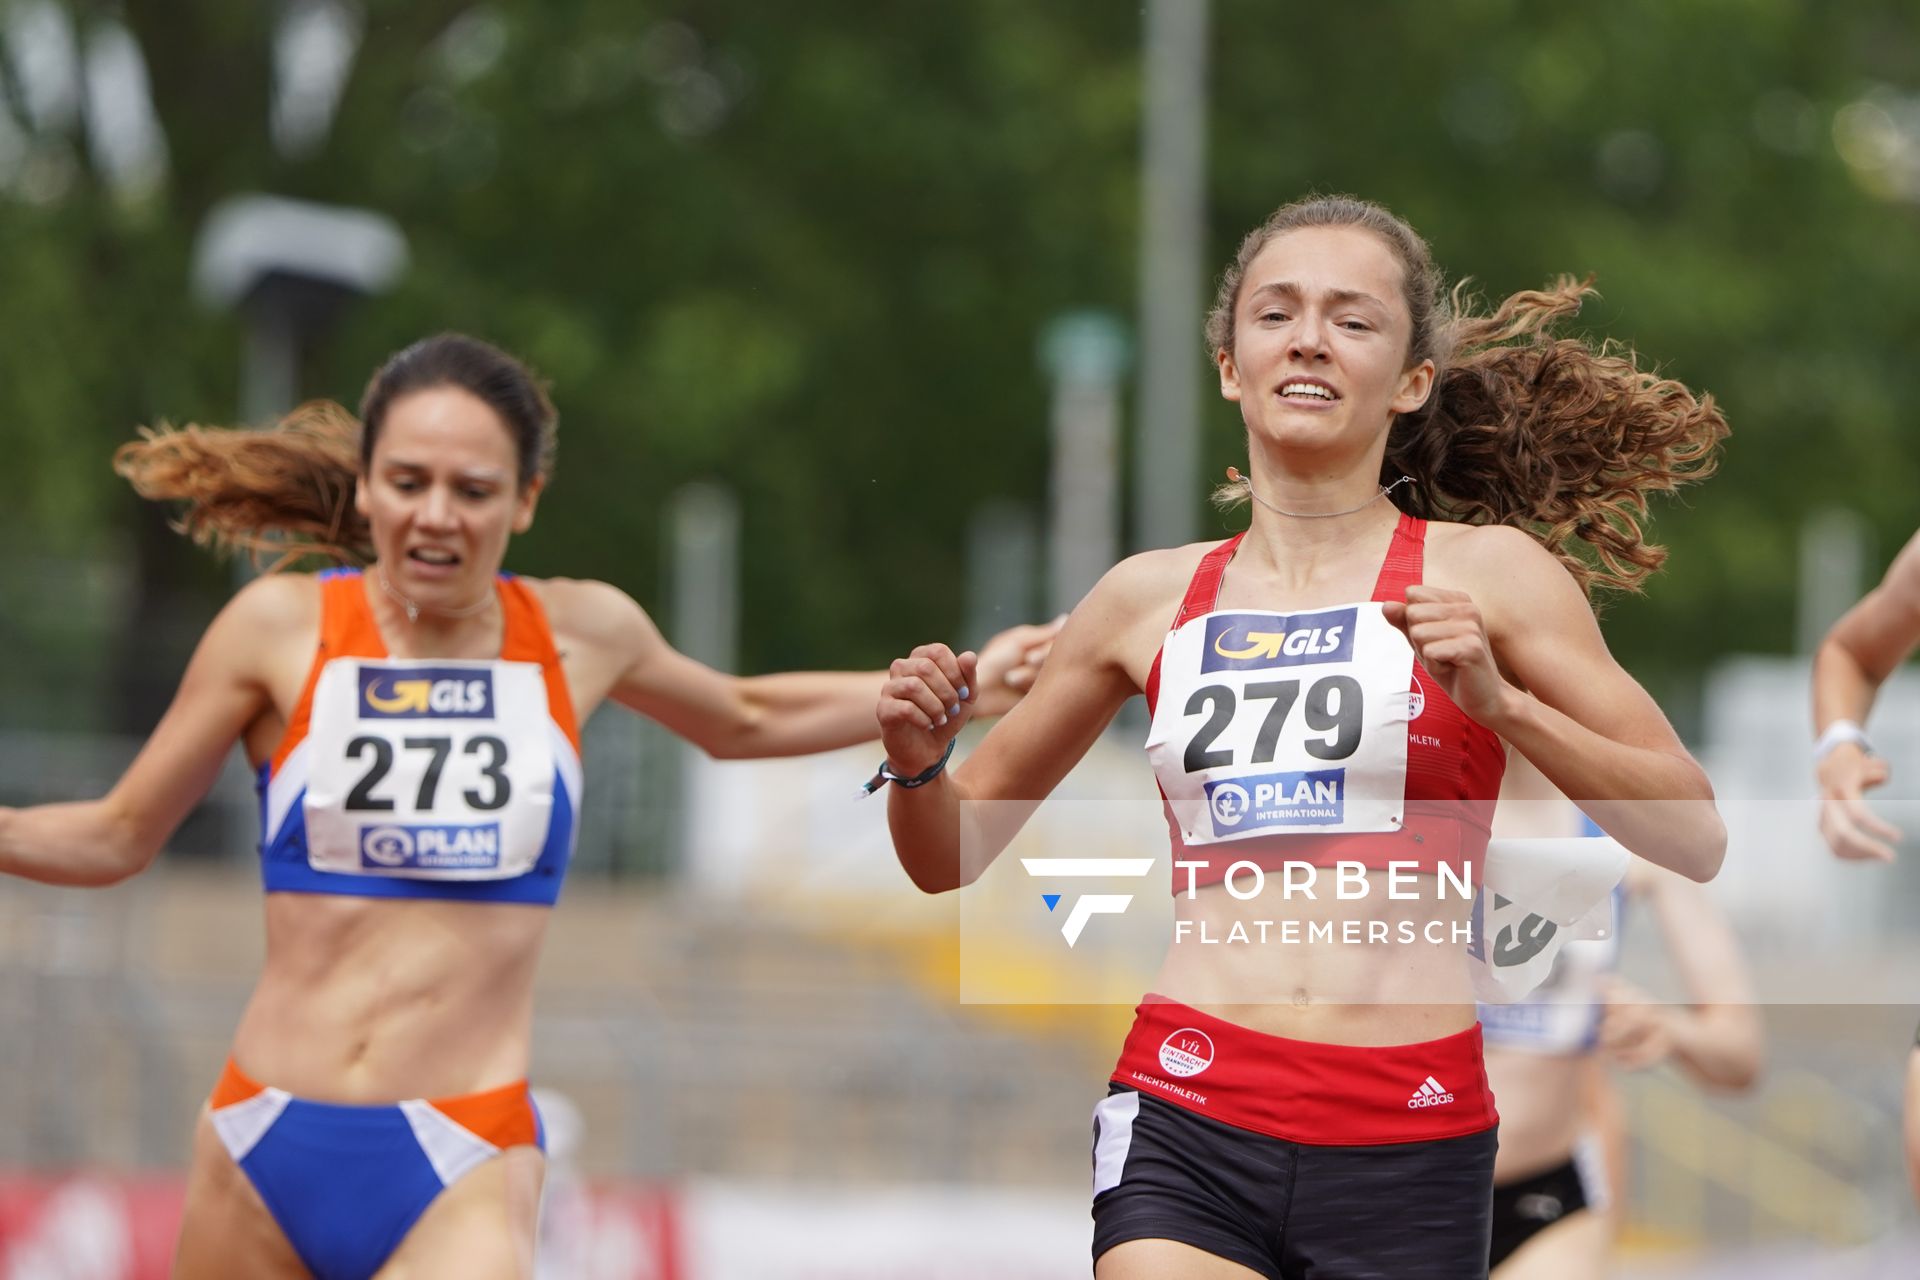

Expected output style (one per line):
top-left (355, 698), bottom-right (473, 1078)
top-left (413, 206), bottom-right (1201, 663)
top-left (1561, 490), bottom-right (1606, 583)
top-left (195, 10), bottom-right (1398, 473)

top-left (657, 482), bottom-right (742, 878)
top-left (191, 196), bottom-right (406, 589)
top-left (1798, 508), bottom-right (1868, 655)
top-left (1041, 310), bottom-right (1130, 617)
top-left (192, 193), bottom-right (409, 425)
top-left (965, 500), bottom-right (1040, 650)
top-left (1134, 0), bottom-right (1210, 553)
top-left (668, 482), bottom-right (741, 674)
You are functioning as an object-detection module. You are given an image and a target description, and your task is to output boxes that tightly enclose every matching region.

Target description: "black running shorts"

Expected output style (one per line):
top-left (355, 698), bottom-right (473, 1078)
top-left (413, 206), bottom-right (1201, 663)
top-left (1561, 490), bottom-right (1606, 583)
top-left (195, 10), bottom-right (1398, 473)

top-left (1091, 1084), bottom-right (1499, 1279)
top-left (1487, 1155), bottom-right (1598, 1269)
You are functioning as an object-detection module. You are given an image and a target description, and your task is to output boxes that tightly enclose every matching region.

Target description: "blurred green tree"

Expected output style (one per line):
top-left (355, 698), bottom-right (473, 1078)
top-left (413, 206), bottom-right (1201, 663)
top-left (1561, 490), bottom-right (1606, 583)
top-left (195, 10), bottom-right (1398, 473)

top-left (0, 0), bottom-right (1915, 743)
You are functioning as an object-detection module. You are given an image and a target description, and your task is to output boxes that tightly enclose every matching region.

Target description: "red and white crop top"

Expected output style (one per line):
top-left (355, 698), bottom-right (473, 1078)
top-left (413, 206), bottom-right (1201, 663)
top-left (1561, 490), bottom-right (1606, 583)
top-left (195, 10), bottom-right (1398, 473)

top-left (1142, 513), bottom-right (1506, 892)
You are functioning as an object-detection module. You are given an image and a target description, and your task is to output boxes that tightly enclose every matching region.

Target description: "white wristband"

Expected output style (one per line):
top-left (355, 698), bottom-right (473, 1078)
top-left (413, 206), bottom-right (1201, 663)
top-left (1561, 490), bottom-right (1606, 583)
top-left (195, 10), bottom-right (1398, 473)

top-left (1814, 719), bottom-right (1873, 763)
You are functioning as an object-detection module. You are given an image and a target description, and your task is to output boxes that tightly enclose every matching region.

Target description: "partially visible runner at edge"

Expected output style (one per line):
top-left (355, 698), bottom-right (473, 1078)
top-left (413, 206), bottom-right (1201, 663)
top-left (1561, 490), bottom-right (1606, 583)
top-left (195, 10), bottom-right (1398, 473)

top-left (1482, 755), bottom-right (1761, 1279)
top-left (1813, 526), bottom-right (1920, 1206)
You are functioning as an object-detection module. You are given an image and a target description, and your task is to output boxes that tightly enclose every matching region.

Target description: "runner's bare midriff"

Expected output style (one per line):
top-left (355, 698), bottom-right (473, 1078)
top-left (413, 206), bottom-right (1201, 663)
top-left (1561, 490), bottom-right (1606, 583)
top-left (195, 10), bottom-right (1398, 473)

top-left (1152, 871), bottom-right (1479, 1044)
top-left (1123, 539), bottom-right (1486, 1046)
top-left (1485, 1050), bottom-right (1590, 1180)
top-left (229, 893), bottom-right (545, 1100)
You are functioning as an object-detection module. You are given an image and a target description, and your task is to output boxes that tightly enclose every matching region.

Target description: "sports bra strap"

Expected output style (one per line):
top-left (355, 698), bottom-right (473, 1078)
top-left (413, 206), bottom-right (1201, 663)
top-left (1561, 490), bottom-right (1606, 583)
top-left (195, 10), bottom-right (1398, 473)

top-left (1171, 533), bottom-right (1245, 629)
top-left (1169, 512), bottom-right (1426, 624)
top-left (497, 577), bottom-right (581, 750)
top-left (1370, 513), bottom-right (1426, 602)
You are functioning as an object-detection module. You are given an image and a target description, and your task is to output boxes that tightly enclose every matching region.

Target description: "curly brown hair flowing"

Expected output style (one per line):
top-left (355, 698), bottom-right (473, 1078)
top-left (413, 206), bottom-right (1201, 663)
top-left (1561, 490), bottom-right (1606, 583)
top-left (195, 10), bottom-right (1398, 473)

top-left (112, 334), bottom-right (556, 570)
top-left (114, 401), bottom-right (370, 568)
top-left (1206, 195), bottom-right (1728, 596)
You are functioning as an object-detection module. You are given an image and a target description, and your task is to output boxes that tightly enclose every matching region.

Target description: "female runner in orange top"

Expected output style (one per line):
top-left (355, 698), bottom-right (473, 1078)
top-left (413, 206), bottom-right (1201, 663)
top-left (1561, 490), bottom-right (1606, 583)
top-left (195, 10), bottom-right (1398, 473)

top-left (0, 332), bottom-right (1054, 1279)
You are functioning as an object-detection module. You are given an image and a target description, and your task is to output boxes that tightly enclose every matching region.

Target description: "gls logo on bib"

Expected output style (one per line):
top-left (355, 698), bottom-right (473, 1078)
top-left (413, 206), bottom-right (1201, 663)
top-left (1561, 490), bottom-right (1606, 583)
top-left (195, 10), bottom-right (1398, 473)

top-left (358, 667), bottom-right (494, 718)
top-left (1200, 609), bottom-right (1356, 674)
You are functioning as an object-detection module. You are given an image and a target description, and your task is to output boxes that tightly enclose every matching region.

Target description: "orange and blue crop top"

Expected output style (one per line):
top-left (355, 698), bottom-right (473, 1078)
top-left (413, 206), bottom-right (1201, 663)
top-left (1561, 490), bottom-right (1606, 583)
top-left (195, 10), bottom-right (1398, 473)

top-left (256, 569), bottom-right (582, 905)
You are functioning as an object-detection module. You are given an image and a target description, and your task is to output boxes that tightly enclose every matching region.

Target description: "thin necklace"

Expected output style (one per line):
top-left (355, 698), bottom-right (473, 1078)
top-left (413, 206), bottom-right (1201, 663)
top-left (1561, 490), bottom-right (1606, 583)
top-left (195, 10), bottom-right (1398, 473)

top-left (1228, 467), bottom-right (1415, 519)
top-left (376, 564), bottom-right (495, 625)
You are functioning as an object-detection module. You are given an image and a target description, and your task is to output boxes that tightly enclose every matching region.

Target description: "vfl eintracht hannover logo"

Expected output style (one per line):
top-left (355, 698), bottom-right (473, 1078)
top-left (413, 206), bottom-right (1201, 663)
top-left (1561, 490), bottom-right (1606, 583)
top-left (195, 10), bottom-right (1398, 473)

top-left (1020, 858), bottom-right (1156, 947)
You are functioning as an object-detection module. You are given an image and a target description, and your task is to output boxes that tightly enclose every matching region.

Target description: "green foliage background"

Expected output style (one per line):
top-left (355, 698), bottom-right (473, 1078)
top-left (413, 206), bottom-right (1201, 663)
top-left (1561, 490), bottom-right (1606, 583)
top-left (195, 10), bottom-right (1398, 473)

top-left (2, 0), bottom-right (1916, 736)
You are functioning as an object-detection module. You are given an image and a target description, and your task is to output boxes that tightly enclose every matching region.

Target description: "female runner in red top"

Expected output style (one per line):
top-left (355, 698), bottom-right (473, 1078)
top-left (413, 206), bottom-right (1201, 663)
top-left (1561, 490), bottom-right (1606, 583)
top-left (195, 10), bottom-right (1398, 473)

top-left (876, 195), bottom-right (1729, 1279)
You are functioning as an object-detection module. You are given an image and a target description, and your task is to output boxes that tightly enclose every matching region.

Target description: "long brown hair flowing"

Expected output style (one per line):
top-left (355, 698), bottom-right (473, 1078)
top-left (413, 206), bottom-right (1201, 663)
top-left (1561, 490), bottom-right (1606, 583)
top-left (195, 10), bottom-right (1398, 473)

top-left (112, 334), bottom-right (555, 570)
top-left (115, 401), bottom-right (370, 567)
top-left (1207, 196), bottom-right (1728, 596)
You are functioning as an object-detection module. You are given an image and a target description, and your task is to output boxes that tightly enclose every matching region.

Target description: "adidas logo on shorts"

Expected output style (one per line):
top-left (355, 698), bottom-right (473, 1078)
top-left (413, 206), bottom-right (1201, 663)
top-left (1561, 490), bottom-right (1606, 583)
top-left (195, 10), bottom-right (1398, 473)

top-left (1406, 1075), bottom-right (1455, 1109)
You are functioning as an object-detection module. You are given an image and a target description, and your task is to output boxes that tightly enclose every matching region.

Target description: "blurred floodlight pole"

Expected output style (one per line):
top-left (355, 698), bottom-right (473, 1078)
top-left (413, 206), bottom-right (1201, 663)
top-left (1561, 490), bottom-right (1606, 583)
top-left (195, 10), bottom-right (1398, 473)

top-left (668, 483), bottom-right (740, 878)
top-left (1133, 0), bottom-right (1210, 552)
top-left (192, 194), bottom-right (409, 424)
top-left (1797, 508), bottom-right (1868, 654)
top-left (1042, 311), bottom-right (1130, 616)
top-left (965, 501), bottom-right (1040, 649)
top-left (669, 482), bottom-right (741, 673)
top-left (192, 195), bottom-right (408, 590)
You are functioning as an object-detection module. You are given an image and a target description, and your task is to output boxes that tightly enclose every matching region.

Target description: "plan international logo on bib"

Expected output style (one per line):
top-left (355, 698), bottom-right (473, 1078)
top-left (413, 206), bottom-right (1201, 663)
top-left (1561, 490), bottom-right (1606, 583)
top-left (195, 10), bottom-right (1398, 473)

top-left (1200, 608), bottom-right (1356, 674)
top-left (361, 823), bottom-right (502, 871)
top-left (359, 667), bottom-right (494, 718)
top-left (1206, 769), bottom-right (1346, 834)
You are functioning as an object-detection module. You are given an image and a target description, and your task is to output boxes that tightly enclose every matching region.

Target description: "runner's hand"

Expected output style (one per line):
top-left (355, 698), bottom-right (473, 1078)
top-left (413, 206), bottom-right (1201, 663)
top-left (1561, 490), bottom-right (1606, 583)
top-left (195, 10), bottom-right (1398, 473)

top-left (1817, 741), bottom-right (1901, 862)
top-left (1382, 586), bottom-right (1512, 727)
top-left (877, 643), bottom-right (978, 777)
top-left (1597, 977), bottom-right (1675, 1071)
